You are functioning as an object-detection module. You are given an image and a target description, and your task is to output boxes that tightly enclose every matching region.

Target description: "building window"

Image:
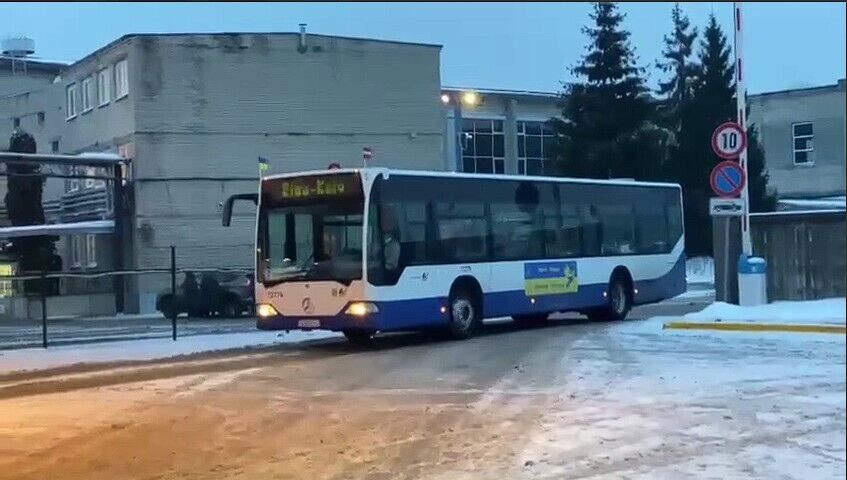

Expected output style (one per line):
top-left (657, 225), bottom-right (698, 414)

top-left (97, 67), bottom-right (111, 106)
top-left (12, 117), bottom-right (20, 128)
top-left (461, 119), bottom-right (505, 174)
top-left (792, 122), bottom-right (814, 166)
top-left (518, 121), bottom-right (556, 176)
top-left (84, 166), bottom-right (96, 189)
top-left (37, 112), bottom-right (45, 125)
top-left (86, 234), bottom-right (98, 268)
top-left (81, 76), bottom-right (94, 113)
top-left (51, 140), bottom-right (60, 153)
top-left (114, 59), bottom-right (129, 99)
top-left (71, 236), bottom-right (83, 268)
top-left (65, 83), bottom-right (78, 120)
top-left (68, 166), bottom-right (80, 193)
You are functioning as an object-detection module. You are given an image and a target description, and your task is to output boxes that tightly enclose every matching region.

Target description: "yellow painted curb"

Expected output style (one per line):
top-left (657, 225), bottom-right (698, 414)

top-left (663, 322), bottom-right (846, 334)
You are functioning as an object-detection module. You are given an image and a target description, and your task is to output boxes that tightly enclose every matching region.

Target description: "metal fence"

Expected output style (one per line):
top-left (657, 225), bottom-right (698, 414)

top-left (0, 247), bottom-right (254, 349)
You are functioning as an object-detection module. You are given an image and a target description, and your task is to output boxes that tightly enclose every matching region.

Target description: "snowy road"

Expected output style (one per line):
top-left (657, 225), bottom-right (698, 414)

top-left (0, 298), bottom-right (843, 480)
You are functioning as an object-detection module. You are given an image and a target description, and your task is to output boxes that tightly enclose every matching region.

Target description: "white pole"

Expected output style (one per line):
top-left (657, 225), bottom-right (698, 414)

top-left (734, 2), bottom-right (753, 256)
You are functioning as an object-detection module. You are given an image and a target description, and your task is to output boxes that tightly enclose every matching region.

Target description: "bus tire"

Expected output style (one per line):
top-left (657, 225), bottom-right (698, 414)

top-left (512, 313), bottom-right (549, 326)
top-left (589, 273), bottom-right (632, 321)
top-left (343, 330), bottom-right (375, 346)
top-left (448, 288), bottom-right (481, 340)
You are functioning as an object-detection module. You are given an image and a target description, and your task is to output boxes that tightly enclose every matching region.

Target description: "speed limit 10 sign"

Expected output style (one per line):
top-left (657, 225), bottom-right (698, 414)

top-left (711, 122), bottom-right (748, 159)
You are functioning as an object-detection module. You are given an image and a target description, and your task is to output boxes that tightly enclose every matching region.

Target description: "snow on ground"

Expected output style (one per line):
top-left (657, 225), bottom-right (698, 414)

top-left (671, 288), bottom-right (716, 301)
top-left (517, 320), bottom-right (846, 479)
top-left (686, 256), bottom-right (714, 285)
top-left (684, 298), bottom-right (846, 325)
top-left (0, 330), bottom-right (339, 375)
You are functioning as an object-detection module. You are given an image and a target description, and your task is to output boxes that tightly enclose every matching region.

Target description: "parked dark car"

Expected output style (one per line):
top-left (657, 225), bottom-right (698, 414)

top-left (156, 271), bottom-right (254, 319)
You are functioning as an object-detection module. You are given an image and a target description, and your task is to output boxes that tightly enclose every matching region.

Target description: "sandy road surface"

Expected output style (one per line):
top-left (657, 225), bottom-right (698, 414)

top-left (0, 301), bottom-right (844, 480)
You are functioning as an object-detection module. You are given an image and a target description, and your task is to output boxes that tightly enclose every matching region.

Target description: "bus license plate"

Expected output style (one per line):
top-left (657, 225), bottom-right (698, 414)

top-left (297, 319), bottom-right (320, 329)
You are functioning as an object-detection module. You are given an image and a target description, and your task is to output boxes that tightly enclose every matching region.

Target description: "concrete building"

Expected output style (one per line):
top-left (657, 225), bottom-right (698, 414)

top-left (0, 40), bottom-right (69, 227)
top-left (2, 31), bottom-right (444, 313)
top-left (748, 79), bottom-right (846, 199)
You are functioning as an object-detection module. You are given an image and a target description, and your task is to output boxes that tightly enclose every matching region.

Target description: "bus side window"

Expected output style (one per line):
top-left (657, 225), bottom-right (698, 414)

top-left (580, 204), bottom-right (603, 256)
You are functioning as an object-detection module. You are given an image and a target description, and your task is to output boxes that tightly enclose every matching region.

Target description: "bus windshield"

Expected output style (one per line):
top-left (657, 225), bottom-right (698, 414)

top-left (259, 173), bottom-right (364, 285)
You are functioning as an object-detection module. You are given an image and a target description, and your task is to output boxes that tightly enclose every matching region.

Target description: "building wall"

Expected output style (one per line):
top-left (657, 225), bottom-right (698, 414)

top-left (54, 40), bottom-right (136, 155)
top-left (748, 80), bottom-right (846, 198)
top-left (0, 59), bottom-right (59, 98)
top-left (126, 33), bottom-right (444, 311)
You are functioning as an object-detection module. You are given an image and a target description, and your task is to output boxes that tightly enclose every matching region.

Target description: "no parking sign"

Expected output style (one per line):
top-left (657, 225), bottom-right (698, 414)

top-left (710, 161), bottom-right (746, 198)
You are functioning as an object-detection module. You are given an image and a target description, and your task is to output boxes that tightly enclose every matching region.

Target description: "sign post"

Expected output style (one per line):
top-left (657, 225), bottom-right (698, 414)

top-left (733, 2), bottom-right (752, 256)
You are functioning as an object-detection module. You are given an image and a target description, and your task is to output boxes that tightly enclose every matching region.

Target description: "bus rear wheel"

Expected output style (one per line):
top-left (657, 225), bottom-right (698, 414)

top-left (588, 275), bottom-right (631, 322)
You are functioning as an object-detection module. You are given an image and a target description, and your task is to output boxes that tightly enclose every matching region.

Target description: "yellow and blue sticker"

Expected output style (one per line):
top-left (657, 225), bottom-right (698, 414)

top-left (524, 261), bottom-right (578, 296)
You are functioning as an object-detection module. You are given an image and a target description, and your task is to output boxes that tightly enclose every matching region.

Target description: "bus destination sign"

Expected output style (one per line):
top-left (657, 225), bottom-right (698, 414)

top-left (276, 173), bottom-right (362, 202)
top-left (282, 178), bottom-right (346, 199)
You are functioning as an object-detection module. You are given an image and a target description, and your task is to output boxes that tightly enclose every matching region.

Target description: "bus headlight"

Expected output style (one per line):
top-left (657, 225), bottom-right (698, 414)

top-left (345, 302), bottom-right (379, 316)
top-left (257, 304), bottom-right (280, 318)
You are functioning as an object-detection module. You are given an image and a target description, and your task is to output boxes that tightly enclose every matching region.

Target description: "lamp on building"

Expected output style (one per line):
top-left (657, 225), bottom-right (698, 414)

top-left (441, 93), bottom-right (450, 104)
top-left (461, 91), bottom-right (480, 107)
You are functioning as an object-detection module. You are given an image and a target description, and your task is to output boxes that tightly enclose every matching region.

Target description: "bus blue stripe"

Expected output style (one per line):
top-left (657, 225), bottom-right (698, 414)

top-left (257, 255), bottom-right (686, 332)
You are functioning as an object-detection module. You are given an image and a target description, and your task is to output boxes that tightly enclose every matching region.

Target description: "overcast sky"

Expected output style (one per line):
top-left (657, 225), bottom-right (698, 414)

top-left (2, 2), bottom-right (844, 94)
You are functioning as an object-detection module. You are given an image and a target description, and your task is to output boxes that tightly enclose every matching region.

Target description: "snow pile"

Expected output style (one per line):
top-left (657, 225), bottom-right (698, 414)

top-left (686, 256), bottom-right (714, 285)
top-left (684, 298), bottom-right (846, 325)
top-left (0, 330), bottom-right (339, 375)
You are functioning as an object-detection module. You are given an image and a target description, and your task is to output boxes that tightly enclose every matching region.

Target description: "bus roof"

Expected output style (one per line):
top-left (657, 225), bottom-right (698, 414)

top-left (262, 168), bottom-right (681, 189)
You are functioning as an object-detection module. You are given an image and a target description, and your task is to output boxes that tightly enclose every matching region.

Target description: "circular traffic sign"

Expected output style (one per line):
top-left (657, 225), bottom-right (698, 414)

top-left (711, 122), bottom-right (747, 159)
top-left (710, 160), bottom-right (746, 198)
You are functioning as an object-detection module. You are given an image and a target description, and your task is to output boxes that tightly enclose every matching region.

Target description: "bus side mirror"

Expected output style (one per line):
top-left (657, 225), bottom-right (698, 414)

top-left (221, 193), bottom-right (258, 227)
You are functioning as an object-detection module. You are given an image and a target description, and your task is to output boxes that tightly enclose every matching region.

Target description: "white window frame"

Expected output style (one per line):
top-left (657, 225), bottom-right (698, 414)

top-left (792, 122), bottom-right (815, 166)
top-left (86, 234), bottom-right (98, 268)
top-left (81, 76), bottom-right (94, 113)
top-left (65, 83), bottom-right (78, 120)
top-left (71, 236), bottom-right (83, 268)
top-left (460, 118), bottom-right (506, 174)
top-left (84, 166), bottom-right (96, 189)
top-left (97, 67), bottom-right (111, 106)
top-left (517, 120), bottom-right (556, 176)
top-left (68, 166), bottom-right (80, 193)
top-left (114, 59), bottom-right (129, 100)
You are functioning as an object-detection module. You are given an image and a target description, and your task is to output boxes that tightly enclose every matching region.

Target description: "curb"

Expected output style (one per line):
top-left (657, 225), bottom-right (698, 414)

top-left (663, 322), bottom-right (846, 334)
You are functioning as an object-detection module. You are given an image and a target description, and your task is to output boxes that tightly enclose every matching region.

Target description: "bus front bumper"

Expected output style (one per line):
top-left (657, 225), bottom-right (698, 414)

top-left (255, 297), bottom-right (450, 332)
top-left (256, 314), bottom-right (378, 332)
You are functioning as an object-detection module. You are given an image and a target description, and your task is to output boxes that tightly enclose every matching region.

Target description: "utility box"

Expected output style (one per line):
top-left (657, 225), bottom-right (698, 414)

top-left (738, 255), bottom-right (767, 306)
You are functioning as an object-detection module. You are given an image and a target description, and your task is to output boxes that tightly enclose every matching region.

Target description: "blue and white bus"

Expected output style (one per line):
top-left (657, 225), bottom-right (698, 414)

top-left (222, 168), bottom-right (685, 343)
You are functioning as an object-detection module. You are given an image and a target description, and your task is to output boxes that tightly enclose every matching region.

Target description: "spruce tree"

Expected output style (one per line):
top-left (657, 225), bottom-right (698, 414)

top-left (656, 3), bottom-right (699, 132)
top-left (553, 2), bottom-right (661, 180)
top-left (745, 98), bottom-right (777, 212)
top-left (4, 131), bottom-right (61, 293)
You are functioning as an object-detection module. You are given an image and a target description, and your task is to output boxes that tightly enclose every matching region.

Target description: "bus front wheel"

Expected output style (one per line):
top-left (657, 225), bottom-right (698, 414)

top-left (589, 275), bottom-right (632, 322)
top-left (448, 289), bottom-right (481, 340)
